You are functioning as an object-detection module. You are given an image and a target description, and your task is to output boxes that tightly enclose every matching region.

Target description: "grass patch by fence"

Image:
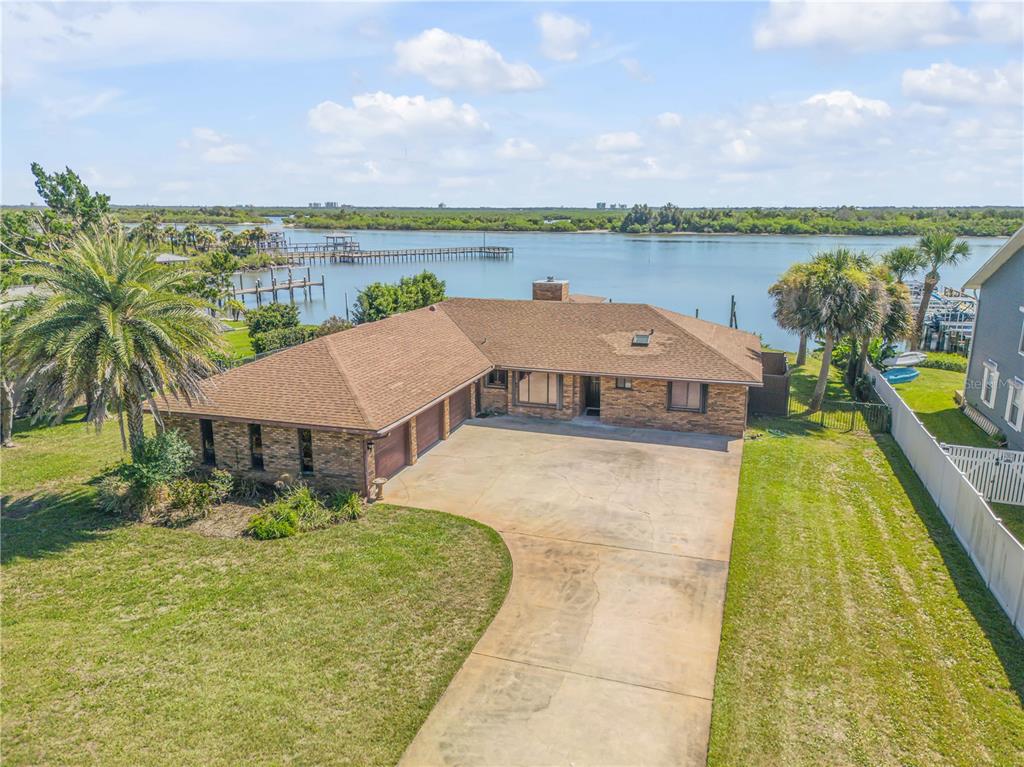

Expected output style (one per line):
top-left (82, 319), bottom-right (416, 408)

top-left (711, 363), bottom-right (1024, 765)
top-left (893, 367), bottom-right (1002, 448)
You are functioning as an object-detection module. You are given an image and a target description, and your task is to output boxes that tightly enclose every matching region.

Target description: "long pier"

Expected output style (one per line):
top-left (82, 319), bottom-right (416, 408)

top-left (258, 243), bottom-right (513, 265)
top-left (231, 266), bottom-right (325, 306)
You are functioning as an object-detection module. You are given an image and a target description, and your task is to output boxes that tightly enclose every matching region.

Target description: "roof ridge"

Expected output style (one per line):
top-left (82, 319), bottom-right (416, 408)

top-left (321, 335), bottom-right (373, 430)
top-left (648, 305), bottom-right (755, 382)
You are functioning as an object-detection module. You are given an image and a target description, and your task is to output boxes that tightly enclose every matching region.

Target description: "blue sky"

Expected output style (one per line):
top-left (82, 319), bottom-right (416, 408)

top-left (2, 1), bottom-right (1021, 206)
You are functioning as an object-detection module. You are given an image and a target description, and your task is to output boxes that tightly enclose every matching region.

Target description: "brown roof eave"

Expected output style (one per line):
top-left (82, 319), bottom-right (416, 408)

top-left (152, 406), bottom-right (379, 436)
top-left (497, 365), bottom-right (762, 387)
top-left (371, 365), bottom-right (494, 436)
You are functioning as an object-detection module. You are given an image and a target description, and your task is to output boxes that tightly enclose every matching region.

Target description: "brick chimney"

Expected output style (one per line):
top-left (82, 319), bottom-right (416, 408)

top-left (532, 277), bottom-right (569, 301)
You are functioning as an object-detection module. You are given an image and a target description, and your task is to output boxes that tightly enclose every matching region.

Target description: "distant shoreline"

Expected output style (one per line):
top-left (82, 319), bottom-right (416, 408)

top-left (282, 226), bottom-right (1008, 239)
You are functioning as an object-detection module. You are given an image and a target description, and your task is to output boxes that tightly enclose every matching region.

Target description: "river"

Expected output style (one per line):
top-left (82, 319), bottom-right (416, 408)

top-left (228, 219), bottom-right (1006, 350)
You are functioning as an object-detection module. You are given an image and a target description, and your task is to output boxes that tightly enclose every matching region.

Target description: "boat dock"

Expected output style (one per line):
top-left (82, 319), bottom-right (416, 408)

top-left (231, 266), bottom-right (325, 306)
top-left (255, 234), bottom-right (513, 265)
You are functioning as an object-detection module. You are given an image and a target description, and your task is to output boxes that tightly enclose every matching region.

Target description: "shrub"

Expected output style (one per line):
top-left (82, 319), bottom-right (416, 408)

top-left (246, 484), bottom-right (332, 539)
top-left (232, 475), bottom-right (262, 501)
top-left (917, 353), bottom-right (968, 372)
top-left (246, 303), bottom-right (300, 335)
top-left (206, 468), bottom-right (234, 504)
top-left (165, 478), bottom-right (216, 524)
top-left (330, 490), bottom-right (364, 521)
top-left (121, 430), bottom-right (193, 491)
top-left (97, 474), bottom-right (132, 515)
top-left (251, 325), bottom-right (316, 354)
top-left (246, 508), bottom-right (299, 539)
top-left (315, 315), bottom-right (354, 337)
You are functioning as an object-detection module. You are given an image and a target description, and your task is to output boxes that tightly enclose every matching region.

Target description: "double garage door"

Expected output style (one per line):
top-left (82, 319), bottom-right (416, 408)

top-left (374, 383), bottom-right (474, 480)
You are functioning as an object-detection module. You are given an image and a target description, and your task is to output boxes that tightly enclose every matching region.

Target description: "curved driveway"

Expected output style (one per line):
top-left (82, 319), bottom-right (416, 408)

top-left (390, 418), bottom-right (743, 767)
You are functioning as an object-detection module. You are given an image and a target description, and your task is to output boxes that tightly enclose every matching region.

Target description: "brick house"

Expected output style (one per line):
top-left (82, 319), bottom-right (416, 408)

top-left (160, 280), bottom-right (764, 495)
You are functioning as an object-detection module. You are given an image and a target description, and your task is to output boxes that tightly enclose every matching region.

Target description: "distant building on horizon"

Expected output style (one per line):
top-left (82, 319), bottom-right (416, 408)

top-left (324, 201), bottom-right (339, 208)
top-left (309, 202), bottom-right (323, 208)
top-left (596, 202), bottom-right (606, 209)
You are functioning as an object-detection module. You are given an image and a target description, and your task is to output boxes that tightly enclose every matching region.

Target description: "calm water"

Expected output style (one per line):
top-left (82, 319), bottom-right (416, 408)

top-left (231, 219), bottom-right (1006, 350)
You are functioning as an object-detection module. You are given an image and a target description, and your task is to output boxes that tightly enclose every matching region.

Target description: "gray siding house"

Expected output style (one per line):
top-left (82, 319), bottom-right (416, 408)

top-left (963, 226), bottom-right (1024, 450)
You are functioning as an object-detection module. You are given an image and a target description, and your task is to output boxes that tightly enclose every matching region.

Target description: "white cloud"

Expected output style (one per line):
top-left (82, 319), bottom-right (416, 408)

top-left (202, 144), bottom-right (253, 164)
top-left (39, 88), bottom-right (121, 121)
top-left (902, 61), bottom-right (1023, 106)
top-left (308, 92), bottom-right (490, 138)
top-left (536, 12), bottom-right (591, 61)
top-left (179, 127), bottom-right (253, 164)
top-left (394, 28), bottom-right (543, 93)
top-left (497, 138), bottom-right (541, 160)
top-left (753, 0), bottom-right (1021, 51)
top-left (620, 57), bottom-right (653, 83)
top-left (655, 112), bottom-right (683, 129)
top-left (802, 90), bottom-right (892, 122)
top-left (595, 131), bottom-right (644, 152)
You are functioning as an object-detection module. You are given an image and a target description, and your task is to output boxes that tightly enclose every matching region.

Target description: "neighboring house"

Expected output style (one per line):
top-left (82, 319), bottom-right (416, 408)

top-left (963, 226), bottom-right (1024, 450)
top-left (160, 279), bottom-right (763, 494)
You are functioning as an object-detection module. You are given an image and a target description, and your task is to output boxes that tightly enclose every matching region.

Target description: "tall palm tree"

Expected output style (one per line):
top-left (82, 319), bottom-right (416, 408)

top-left (769, 262), bottom-right (816, 366)
top-left (882, 245), bottom-right (927, 284)
top-left (910, 232), bottom-right (970, 350)
top-left (9, 228), bottom-right (223, 456)
top-left (805, 248), bottom-right (876, 412)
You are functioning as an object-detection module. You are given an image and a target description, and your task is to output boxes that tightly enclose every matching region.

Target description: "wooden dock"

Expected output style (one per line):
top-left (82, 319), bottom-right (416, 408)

top-left (257, 244), bottom-right (513, 265)
top-left (231, 266), bottom-right (325, 306)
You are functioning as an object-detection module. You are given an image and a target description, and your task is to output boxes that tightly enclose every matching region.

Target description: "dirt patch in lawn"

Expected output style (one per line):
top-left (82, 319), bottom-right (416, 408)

top-left (185, 502), bottom-right (256, 538)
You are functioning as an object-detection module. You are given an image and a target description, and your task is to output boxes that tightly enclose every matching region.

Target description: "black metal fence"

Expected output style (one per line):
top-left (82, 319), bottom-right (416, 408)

top-left (787, 399), bottom-right (891, 433)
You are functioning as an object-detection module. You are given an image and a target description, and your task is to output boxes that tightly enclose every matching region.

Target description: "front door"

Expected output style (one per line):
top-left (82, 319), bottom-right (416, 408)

top-left (582, 376), bottom-right (601, 415)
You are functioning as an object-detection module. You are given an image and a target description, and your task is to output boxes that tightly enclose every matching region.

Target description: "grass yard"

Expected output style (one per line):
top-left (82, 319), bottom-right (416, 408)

top-left (1, 415), bottom-right (511, 766)
top-left (222, 320), bottom-right (254, 358)
top-left (892, 367), bottom-right (1002, 448)
top-left (709, 360), bottom-right (1024, 766)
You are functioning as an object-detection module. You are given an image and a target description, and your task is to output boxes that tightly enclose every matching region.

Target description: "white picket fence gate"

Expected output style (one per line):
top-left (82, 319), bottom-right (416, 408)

top-left (869, 366), bottom-right (1024, 637)
top-left (942, 445), bottom-right (1024, 506)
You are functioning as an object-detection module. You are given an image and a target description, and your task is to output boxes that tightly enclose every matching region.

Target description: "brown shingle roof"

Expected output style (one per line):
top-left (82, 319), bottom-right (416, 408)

top-left (161, 298), bottom-right (761, 432)
top-left (439, 298), bottom-right (762, 384)
top-left (160, 305), bottom-right (492, 433)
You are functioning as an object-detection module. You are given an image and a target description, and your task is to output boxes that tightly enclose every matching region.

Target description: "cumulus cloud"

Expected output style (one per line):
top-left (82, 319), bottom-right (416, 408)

top-left (902, 61), bottom-right (1023, 106)
top-left (620, 57), bottom-right (653, 82)
top-left (595, 131), bottom-right (644, 152)
top-left (497, 138), bottom-right (541, 160)
top-left (179, 126), bottom-right (253, 164)
top-left (802, 90), bottom-right (892, 122)
top-left (655, 112), bottom-right (683, 129)
top-left (308, 92), bottom-right (490, 137)
top-left (394, 28), bottom-right (543, 92)
top-left (754, 0), bottom-right (1021, 51)
top-left (536, 12), bottom-right (591, 61)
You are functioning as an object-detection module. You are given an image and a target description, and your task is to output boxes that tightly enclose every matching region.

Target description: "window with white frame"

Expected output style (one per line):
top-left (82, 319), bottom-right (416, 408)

top-left (1005, 378), bottom-right (1023, 432)
top-left (1018, 316), bottom-right (1024, 356)
top-left (981, 361), bottom-right (999, 408)
top-left (515, 371), bottom-right (561, 407)
top-left (615, 377), bottom-right (632, 390)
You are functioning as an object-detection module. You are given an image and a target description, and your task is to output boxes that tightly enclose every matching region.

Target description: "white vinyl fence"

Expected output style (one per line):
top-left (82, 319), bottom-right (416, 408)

top-left (870, 366), bottom-right (1024, 637)
top-left (942, 445), bottom-right (1024, 506)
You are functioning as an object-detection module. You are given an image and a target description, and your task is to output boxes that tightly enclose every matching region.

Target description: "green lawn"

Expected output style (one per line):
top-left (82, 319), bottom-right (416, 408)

top-left (222, 320), bottom-right (254, 358)
top-left (1, 415), bottom-right (511, 766)
top-left (892, 367), bottom-right (1002, 448)
top-left (709, 364), bottom-right (1024, 767)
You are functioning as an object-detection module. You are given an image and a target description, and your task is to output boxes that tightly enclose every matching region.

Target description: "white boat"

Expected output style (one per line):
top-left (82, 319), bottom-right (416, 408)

top-left (881, 351), bottom-right (928, 367)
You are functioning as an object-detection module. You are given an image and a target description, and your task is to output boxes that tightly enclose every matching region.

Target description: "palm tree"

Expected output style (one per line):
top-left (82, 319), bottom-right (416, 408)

top-left (9, 228), bottom-right (224, 456)
top-left (882, 245), bottom-right (927, 284)
top-left (910, 232), bottom-right (969, 350)
top-left (769, 262), bottom-right (816, 366)
top-left (805, 249), bottom-right (876, 412)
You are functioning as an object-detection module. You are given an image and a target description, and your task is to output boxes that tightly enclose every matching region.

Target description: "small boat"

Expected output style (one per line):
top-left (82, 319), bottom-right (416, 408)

top-left (881, 351), bottom-right (928, 368)
top-left (882, 367), bottom-right (920, 384)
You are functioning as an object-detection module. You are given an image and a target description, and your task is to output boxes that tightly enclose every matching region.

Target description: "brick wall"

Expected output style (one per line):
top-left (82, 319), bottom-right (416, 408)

top-left (532, 280), bottom-right (569, 301)
top-left (160, 412), bottom-right (368, 493)
top-left (480, 377), bottom-right (510, 414)
top-left (507, 373), bottom-right (578, 421)
top-left (599, 378), bottom-right (748, 437)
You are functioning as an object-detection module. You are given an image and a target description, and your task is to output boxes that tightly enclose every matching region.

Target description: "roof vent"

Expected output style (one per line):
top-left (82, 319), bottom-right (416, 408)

top-left (632, 330), bottom-right (653, 347)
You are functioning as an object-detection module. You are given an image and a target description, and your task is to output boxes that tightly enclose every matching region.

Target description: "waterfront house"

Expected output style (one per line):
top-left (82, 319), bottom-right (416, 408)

top-left (160, 279), bottom-right (764, 494)
top-left (963, 225), bottom-right (1024, 449)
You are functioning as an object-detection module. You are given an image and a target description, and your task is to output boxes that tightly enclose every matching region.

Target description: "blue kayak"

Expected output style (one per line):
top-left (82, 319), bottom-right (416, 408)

top-left (882, 367), bottom-right (920, 384)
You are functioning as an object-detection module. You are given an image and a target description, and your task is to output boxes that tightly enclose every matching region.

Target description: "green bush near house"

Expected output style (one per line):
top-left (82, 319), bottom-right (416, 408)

top-left (246, 484), bottom-right (341, 539)
top-left (245, 302), bottom-right (300, 335)
top-left (250, 324), bottom-right (317, 354)
top-left (916, 351), bottom-right (969, 372)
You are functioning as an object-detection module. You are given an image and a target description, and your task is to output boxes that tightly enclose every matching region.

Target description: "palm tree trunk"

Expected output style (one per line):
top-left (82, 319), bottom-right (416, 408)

top-left (796, 332), bottom-right (808, 366)
top-left (809, 333), bottom-right (834, 412)
top-left (1, 379), bottom-right (15, 447)
top-left (857, 337), bottom-right (871, 380)
top-left (911, 273), bottom-right (937, 350)
top-left (845, 337), bottom-right (859, 387)
top-left (126, 396), bottom-right (146, 458)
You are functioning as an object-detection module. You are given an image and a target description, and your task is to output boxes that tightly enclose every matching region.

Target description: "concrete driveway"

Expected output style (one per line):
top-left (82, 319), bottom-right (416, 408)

top-left (389, 417), bottom-right (743, 767)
